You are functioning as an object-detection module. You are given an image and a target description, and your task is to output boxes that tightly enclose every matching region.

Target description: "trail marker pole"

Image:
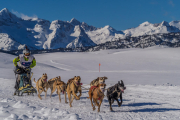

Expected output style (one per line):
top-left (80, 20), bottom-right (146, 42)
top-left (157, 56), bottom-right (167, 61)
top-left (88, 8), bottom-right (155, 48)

top-left (99, 63), bottom-right (101, 72)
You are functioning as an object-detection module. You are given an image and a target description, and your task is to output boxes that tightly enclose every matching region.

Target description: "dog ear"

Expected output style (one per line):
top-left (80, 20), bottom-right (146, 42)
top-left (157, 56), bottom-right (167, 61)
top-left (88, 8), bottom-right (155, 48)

top-left (121, 80), bottom-right (124, 85)
top-left (74, 76), bottom-right (76, 78)
top-left (45, 73), bottom-right (47, 75)
top-left (43, 73), bottom-right (44, 75)
top-left (118, 81), bottom-right (120, 84)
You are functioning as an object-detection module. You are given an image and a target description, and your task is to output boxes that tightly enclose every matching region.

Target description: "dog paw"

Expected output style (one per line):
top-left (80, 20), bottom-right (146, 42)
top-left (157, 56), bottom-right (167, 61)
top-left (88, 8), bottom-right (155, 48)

top-left (118, 103), bottom-right (122, 107)
top-left (38, 96), bottom-right (42, 100)
top-left (93, 107), bottom-right (96, 111)
top-left (76, 97), bottom-right (80, 100)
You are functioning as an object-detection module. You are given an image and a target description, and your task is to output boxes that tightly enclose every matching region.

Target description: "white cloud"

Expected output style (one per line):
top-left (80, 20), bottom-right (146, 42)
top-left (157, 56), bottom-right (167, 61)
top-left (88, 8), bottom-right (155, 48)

top-left (12, 10), bottom-right (38, 20)
top-left (169, 0), bottom-right (174, 7)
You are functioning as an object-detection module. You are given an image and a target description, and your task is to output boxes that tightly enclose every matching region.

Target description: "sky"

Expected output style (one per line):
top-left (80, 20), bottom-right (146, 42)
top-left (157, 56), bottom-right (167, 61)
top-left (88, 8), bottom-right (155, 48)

top-left (0, 0), bottom-right (179, 31)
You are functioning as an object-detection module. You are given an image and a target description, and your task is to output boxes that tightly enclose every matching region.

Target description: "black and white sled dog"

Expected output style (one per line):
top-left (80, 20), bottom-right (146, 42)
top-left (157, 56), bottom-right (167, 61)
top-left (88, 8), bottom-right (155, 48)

top-left (107, 80), bottom-right (126, 111)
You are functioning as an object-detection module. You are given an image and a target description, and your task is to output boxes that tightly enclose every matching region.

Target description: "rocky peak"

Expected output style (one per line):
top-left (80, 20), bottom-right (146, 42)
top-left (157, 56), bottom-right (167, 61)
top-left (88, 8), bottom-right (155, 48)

top-left (70, 18), bottom-right (81, 25)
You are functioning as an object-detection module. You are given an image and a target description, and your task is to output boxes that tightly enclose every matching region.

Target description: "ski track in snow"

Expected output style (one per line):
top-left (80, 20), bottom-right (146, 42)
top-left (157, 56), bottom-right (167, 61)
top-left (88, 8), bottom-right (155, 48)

top-left (87, 70), bottom-right (180, 73)
top-left (0, 47), bottom-right (180, 119)
top-left (50, 60), bottom-right (74, 68)
top-left (37, 62), bottom-right (71, 71)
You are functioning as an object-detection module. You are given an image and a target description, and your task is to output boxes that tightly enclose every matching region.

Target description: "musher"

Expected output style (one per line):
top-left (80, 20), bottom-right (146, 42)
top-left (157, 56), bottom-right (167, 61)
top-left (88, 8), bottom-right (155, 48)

top-left (13, 46), bottom-right (36, 94)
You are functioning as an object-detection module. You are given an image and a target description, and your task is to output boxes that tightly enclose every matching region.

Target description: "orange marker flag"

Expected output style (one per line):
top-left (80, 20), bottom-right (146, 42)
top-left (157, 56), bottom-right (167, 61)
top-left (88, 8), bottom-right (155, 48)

top-left (99, 63), bottom-right (101, 72)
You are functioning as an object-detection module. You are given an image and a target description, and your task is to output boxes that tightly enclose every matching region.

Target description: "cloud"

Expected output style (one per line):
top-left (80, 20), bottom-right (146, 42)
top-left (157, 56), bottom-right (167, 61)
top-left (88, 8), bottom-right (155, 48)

top-left (169, 0), bottom-right (174, 7)
top-left (12, 10), bottom-right (38, 20)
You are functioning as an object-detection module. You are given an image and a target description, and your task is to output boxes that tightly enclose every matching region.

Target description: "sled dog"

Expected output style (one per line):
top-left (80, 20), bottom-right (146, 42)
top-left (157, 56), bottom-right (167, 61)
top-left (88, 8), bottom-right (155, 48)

top-left (33, 73), bottom-right (48, 100)
top-left (66, 76), bottom-right (82, 107)
top-left (50, 79), bottom-right (67, 103)
top-left (90, 76), bottom-right (108, 87)
top-left (106, 80), bottom-right (126, 111)
top-left (88, 83), bottom-right (106, 112)
top-left (47, 76), bottom-right (61, 93)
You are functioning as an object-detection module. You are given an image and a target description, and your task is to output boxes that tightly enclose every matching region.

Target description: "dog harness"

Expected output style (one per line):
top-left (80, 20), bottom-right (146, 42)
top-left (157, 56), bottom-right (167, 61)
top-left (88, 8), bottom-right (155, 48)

top-left (90, 86), bottom-right (103, 100)
top-left (90, 86), bottom-right (98, 91)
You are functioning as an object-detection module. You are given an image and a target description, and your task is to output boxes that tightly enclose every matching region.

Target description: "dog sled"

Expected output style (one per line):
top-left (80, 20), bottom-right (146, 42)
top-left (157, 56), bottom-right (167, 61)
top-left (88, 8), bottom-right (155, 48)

top-left (14, 67), bottom-right (37, 96)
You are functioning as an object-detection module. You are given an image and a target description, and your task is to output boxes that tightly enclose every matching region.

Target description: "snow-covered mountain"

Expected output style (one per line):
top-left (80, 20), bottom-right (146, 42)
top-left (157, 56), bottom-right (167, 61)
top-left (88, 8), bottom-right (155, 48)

top-left (86, 25), bottom-right (124, 44)
top-left (87, 32), bottom-right (180, 52)
top-left (1, 8), bottom-right (180, 51)
top-left (0, 8), bottom-right (98, 50)
top-left (0, 8), bottom-right (51, 50)
top-left (0, 33), bottom-right (25, 50)
top-left (43, 19), bottom-right (96, 49)
top-left (169, 20), bottom-right (180, 29)
top-left (123, 21), bottom-right (180, 37)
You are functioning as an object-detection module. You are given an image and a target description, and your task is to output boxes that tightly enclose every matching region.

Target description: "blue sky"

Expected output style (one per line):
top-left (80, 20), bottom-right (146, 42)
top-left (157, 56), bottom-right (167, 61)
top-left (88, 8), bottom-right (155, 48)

top-left (0, 0), bottom-right (179, 30)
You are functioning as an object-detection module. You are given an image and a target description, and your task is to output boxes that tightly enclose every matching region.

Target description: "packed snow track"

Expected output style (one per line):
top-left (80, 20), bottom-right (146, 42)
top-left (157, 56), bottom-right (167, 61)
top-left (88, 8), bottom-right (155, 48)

top-left (0, 47), bottom-right (180, 120)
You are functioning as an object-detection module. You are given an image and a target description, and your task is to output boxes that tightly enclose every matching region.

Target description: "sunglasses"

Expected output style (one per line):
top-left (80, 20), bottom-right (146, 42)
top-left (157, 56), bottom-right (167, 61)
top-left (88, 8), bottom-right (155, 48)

top-left (25, 53), bottom-right (30, 56)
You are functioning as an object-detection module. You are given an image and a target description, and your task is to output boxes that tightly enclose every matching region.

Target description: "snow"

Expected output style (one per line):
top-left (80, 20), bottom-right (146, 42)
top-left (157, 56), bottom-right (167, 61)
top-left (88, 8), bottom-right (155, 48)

top-left (169, 20), bottom-right (180, 29)
top-left (2, 8), bottom-right (180, 51)
top-left (86, 25), bottom-right (124, 44)
top-left (0, 47), bottom-right (180, 119)
top-left (123, 21), bottom-right (180, 37)
top-left (69, 18), bottom-right (81, 26)
top-left (0, 33), bottom-right (25, 50)
top-left (0, 9), bottom-right (98, 50)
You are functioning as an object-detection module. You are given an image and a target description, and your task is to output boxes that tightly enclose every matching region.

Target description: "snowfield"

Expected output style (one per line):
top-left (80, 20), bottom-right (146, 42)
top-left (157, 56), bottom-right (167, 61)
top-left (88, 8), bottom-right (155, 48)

top-left (0, 46), bottom-right (180, 120)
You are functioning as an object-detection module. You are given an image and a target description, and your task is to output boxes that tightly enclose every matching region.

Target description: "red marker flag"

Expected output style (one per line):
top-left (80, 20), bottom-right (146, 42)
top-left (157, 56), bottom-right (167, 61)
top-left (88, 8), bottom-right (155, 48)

top-left (99, 63), bottom-right (101, 72)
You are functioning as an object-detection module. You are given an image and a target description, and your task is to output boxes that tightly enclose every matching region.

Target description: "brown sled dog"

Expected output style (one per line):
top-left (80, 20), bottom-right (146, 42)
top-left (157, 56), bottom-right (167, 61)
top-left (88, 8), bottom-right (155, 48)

top-left (50, 79), bottom-right (67, 103)
top-left (66, 76), bottom-right (82, 107)
top-left (90, 76), bottom-right (108, 87)
top-left (88, 83), bottom-right (106, 112)
top-left (33, 73), bottom-right (48, 100)
top-left (47, 76), bottom-right (61, 93)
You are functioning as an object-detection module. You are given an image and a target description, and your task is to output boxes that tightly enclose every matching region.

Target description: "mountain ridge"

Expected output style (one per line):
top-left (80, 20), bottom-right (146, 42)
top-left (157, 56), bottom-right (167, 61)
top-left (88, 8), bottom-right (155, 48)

top-left (0, 8), bottom-right (180, 51)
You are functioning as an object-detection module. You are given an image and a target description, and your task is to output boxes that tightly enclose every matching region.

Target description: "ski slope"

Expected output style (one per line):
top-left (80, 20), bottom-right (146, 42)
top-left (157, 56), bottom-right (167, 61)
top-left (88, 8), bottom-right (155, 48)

top-left (0, 46), bottom-right (180, 120)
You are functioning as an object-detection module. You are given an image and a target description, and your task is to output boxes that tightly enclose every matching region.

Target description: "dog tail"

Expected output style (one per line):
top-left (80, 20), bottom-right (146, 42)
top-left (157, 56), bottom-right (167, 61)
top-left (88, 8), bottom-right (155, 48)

top-left (51, 80), bottom-right (57, 94)
top-left (33, 78), bottom-right (37, 83)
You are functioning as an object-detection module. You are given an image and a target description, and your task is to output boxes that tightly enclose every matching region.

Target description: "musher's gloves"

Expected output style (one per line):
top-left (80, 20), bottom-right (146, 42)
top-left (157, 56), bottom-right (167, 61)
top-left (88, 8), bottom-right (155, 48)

top-left (21, 66), bottom-right (26, 69)
top-left (16, 65), bottom-right (19, 68)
